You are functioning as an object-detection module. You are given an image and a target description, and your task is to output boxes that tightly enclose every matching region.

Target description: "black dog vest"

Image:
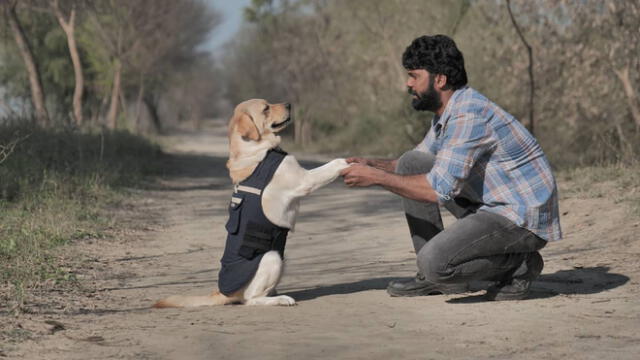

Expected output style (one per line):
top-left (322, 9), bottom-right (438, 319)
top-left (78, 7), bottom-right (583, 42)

top-left (218, 148), bottom-right (290, 296)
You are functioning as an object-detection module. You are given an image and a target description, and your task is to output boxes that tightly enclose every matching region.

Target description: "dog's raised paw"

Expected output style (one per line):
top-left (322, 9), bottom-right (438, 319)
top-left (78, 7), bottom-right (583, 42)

top-left (331, 158), bottom-right (350, 171)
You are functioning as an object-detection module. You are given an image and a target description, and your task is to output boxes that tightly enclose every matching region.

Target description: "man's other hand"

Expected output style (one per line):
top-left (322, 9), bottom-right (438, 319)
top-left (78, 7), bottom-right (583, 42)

top-left (345, 157), bottom-right (369, 165)
top-left (340, 164), bottom-right (383, 187)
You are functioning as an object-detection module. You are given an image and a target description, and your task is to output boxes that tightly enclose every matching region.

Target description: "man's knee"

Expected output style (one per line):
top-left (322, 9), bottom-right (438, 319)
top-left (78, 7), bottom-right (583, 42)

top-left (396, 150), bottom-right (435, 175)
top-left (416, 245), bottom-right (451, 283)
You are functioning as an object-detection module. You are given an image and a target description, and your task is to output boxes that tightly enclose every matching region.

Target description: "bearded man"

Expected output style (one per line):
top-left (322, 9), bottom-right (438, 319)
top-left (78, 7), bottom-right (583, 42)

top-left (340, 34), bottom-right (562, 301)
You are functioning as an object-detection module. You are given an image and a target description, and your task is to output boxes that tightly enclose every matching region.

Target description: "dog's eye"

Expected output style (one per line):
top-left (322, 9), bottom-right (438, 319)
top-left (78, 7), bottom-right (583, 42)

top-left (263, 105), bottom-right (269, 115)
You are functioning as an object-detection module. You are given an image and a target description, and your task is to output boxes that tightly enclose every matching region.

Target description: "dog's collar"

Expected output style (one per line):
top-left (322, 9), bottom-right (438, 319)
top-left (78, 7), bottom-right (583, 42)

top-left (270, 146), bottom-right (288, 155)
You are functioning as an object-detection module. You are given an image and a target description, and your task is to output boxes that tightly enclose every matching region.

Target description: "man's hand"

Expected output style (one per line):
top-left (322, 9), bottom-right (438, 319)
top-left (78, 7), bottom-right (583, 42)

top-left (341, 162), bottom-right (439, 202)
top-left (340, 164), bottom-right (385, 187)
top-left (345, 157), bottom-right (397, 172)
top-left (345, 157), bottom-right (369, 165)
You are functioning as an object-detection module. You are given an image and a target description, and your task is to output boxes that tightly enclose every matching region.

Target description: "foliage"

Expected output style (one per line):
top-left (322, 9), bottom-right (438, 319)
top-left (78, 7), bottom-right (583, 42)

top-left (224, 0), bottom-right (640, 166)
top-left (0, 0), bottom-right (222, 130)
top-left (558, 164), bottom-right (640, 216)
top-left (0, 121), bottom-right (163, 310)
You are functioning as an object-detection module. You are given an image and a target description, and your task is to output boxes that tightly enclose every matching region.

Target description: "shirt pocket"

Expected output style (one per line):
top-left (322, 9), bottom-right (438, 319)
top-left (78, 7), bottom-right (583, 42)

top-left (225, 195), bottom-right (243, 234)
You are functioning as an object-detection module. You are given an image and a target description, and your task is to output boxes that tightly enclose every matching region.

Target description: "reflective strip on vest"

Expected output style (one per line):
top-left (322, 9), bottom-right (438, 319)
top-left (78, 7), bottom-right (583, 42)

top-left (234, 184), bottom-right (262, 195)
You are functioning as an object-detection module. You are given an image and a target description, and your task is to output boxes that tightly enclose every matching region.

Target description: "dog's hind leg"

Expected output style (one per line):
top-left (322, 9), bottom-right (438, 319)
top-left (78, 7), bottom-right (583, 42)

top-left (243, 251), bottom-right (295, 306)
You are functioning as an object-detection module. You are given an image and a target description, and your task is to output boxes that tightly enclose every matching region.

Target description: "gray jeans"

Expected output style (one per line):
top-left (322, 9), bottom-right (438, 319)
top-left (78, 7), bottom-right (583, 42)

top-left (396, 151), bottom-right (546, 284)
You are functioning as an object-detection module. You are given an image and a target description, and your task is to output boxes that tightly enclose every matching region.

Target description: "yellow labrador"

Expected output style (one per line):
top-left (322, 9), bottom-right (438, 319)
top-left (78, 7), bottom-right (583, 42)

top-left (154, 99), bottom-right (348, 308)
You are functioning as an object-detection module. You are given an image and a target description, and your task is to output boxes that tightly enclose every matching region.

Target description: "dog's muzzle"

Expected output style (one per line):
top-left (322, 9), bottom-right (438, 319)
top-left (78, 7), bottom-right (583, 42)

top-left (272, 116), bottom-right (292, 129)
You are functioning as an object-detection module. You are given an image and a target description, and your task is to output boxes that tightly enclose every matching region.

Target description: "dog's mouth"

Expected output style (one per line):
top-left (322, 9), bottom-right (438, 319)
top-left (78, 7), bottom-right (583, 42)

top-left (271, 116), bottom-right (292, 130)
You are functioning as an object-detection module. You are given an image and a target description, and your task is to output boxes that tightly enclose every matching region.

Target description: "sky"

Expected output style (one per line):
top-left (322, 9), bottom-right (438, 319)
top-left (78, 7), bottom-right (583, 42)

top-left (202, 0), bottom-right (253, 52)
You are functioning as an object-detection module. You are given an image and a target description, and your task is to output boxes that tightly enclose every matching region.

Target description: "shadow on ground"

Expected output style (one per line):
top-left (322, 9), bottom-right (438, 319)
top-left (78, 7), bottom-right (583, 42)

top-left (280, 266), bottom-right (629, 303)
top-left (282, 277), bottom-right (397, 301)
top-left (446, 266), bottom-right (629, 303)
top-left (535, 266), bottom-right (629, 295)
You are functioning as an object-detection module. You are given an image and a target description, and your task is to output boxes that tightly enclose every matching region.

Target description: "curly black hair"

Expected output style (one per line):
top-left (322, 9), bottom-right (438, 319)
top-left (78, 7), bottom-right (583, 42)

top-left (402, 35), bottom-right (468, 90)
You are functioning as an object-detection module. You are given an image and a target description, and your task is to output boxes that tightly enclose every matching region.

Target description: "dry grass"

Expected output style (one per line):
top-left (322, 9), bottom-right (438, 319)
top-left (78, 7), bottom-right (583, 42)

top-left (558, 164), bottom-right (640, 216)
top-left (0, 122), bottom-right (162, 313)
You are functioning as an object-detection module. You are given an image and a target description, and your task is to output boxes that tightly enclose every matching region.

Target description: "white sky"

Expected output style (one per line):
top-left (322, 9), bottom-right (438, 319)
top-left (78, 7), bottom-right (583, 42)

top-left (202, 0), bottom-right (253, 52)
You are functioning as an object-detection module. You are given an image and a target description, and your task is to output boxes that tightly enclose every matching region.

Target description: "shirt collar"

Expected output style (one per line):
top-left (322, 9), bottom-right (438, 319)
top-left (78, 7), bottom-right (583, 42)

top-left (431, 86), bottom-right (469, 130)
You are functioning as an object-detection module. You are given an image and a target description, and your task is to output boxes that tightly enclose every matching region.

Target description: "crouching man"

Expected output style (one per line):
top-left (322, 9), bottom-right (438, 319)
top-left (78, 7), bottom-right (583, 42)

top-left (340, 35), bottom-right (562, 300)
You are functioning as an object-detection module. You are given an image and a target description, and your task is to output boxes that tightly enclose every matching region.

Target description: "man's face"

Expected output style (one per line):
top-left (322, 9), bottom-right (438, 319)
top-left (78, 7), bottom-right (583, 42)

top-left (406, 69), bottom-right (442, 112)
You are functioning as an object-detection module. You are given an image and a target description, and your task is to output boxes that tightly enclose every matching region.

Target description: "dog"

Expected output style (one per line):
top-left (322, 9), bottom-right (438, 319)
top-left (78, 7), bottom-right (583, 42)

top-left (153, 99), bottom-right (349, 308)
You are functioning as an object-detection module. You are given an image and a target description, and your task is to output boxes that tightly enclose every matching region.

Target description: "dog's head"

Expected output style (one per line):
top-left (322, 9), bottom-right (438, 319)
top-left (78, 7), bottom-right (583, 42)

top-left (229, 99), bottom-right (292, 142)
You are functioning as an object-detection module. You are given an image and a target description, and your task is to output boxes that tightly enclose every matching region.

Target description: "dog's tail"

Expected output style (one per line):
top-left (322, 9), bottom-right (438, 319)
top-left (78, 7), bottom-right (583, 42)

top-left (153, 291), bottom-right (233, 308)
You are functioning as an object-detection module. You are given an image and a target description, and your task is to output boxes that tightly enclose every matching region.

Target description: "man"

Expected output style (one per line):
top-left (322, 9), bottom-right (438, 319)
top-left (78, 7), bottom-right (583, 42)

top-left (340, 34), bottom-right (562, 301)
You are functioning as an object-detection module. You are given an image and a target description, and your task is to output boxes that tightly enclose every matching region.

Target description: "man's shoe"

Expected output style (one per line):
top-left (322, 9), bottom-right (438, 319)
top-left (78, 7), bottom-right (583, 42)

top-left (485, 252), bottom-right (544, 301)
top-left (387, 273), bottom-right (469, 297)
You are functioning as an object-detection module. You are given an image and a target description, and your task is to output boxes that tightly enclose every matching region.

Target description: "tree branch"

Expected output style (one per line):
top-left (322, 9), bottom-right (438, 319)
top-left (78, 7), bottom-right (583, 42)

top-left (0, 134), bottom-right (30, 165)
top-left (506, 0), bottom-right (535, 135)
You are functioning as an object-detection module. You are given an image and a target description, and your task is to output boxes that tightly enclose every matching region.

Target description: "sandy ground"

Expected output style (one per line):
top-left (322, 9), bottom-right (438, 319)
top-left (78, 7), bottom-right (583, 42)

top-left (2, 120), bottom-right (640, 359)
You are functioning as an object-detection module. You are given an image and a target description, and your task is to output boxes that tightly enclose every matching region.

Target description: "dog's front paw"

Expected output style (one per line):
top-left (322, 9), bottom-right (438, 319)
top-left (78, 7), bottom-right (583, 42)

top-left (276, 295), bottom-right (296, 306)
top-left (332, 158), bottom-right (350, 170)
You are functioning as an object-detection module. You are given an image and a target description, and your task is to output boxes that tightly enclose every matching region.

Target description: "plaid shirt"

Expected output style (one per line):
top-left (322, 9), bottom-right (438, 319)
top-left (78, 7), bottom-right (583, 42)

top-left (416, 86), bottom-right (562, 241)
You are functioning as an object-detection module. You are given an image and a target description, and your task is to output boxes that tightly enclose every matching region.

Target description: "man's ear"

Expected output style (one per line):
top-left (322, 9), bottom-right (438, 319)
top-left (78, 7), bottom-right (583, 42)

top-left (435, 74), bottom-right (448, 90)
top-left (235, 112), bottom-right (260, 141)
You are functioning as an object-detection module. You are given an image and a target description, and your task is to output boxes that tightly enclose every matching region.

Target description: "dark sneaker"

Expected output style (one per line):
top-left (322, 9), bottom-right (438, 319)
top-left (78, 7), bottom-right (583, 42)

top-left (485, 252), bottom-right (544, 301)
top-left (387, 273), bottom-right (469, 297)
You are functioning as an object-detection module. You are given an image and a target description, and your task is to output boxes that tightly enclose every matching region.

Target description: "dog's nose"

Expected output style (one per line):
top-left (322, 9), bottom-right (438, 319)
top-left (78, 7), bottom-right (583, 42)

top-left (285, 103), bottom-right (291, 111)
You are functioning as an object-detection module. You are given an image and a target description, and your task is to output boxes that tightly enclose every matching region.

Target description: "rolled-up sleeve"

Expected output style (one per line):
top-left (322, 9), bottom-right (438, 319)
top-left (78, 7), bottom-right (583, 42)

top-left (426, 113), bottom-right (495, 203)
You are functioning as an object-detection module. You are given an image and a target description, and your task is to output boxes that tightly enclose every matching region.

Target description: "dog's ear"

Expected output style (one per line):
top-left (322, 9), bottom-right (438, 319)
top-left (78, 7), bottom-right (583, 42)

top-left (235, 112), bottom-right (260, 141)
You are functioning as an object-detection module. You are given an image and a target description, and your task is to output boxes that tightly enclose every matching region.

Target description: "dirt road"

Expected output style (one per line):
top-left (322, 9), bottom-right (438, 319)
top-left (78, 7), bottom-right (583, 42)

top-left (4, 121), bottom-right (640, 359)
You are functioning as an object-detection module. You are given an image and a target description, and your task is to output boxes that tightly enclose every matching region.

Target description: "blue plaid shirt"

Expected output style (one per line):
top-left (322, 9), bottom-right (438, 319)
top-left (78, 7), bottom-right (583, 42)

top-left (416, 86), bottom-right (562, 241)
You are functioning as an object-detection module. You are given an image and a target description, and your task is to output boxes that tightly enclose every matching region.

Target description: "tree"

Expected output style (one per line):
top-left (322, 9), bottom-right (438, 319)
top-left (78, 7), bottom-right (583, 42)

top-left (49, 0), bottom-right (84, 126)
top-left (2, 0), bottom-right (50, 126)
top-left (506, 0), bottom-right (535, 136)
top-left (228, 0), bottom-right (463, 150)
top-left (82, 0), bottom-right (220, 131)
top-left (84, 0), bottom-right (132, 129)
top-left (604, 1), bottom-right (640, 130)
top-left (126, 0), bottom-right (221, 133)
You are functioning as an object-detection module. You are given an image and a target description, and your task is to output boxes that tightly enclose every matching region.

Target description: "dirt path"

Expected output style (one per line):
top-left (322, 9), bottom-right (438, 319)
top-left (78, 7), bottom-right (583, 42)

top-left (4, 121), bottom-right (640, 359)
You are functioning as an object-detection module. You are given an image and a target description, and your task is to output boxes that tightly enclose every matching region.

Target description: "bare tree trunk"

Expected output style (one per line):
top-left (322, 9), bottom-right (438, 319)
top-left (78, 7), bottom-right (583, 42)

top-left (106, 60), bottom-right (122, 130)
top-left (614, 121), bottom-right (633, 162)
top-left (52, 0), bottom-right (84, 126)
top-left (293, 105), bottom-right (304, 146)
top-left (451, 0), bottom-right (471, 35)
top-left (301, 119), bottom-right (312, 146)
top-left (294, 117), bottom-right (303, 146)
top-left (119, 84), bottom-right (129, 127)
top-left (350, 4), bottom-right (405, 92)
top-left (134, 73), bottom-right (145, 133)
top-left (506, 0), bottom-right (535, 136)
top-left (91, 94), bottom-right (110, 127)
top-left (4, 2), bottom-right (50, 126)
top-left (293, 107), bottom-right (312, 147)
top-left (613, 66), bottom-right (640, 130)
top-left (143, 95), bottom-right (162, 134)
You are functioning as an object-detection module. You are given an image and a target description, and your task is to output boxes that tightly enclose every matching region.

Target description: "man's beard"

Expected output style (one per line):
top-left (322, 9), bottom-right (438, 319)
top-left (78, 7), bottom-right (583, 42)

top-left (409, 76), bottom-right (442, 112)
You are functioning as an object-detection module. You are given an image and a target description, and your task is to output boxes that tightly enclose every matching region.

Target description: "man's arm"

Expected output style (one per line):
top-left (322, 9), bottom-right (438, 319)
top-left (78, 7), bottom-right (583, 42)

top-left (346, 157), bottom-right (398, 173)
top-left (340, 164), bottom-right (439, 203)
